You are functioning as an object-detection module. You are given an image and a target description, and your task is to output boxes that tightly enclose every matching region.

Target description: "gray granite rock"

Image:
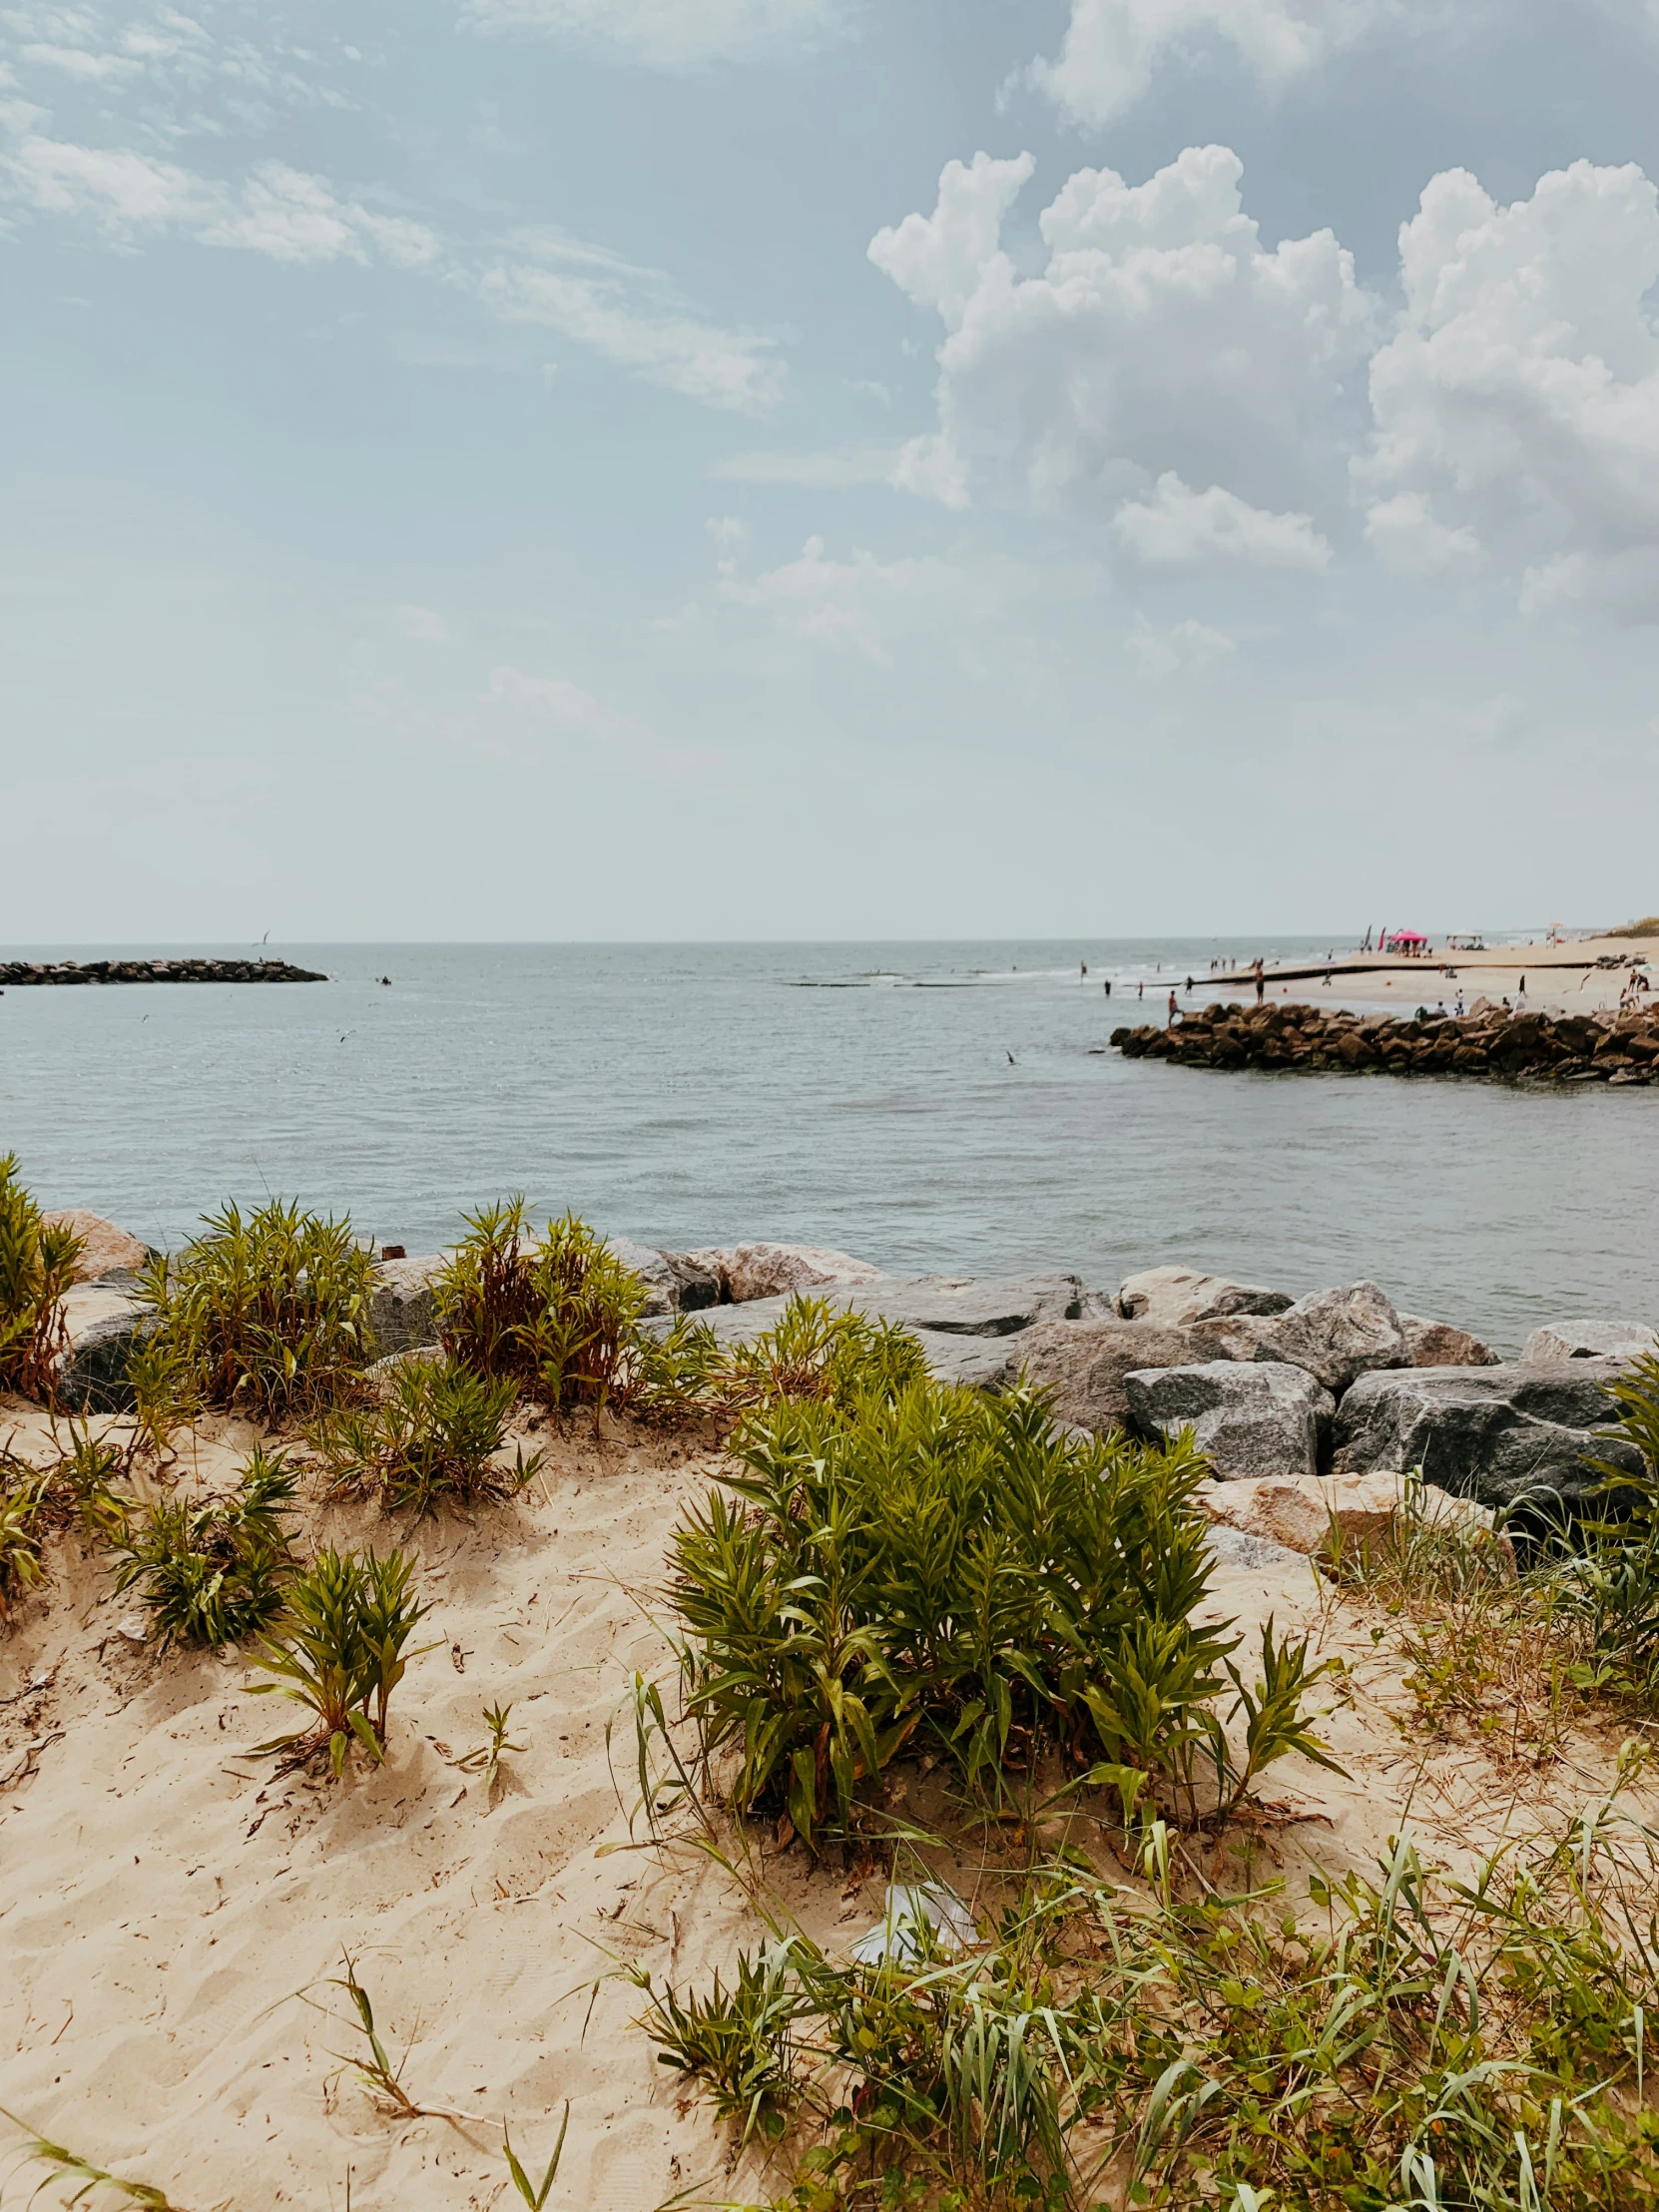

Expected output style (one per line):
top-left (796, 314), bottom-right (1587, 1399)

top-left (997, 1320), bottom-right (1234, 1435)
top-left (1398, 1314), bottom-right (1499, 1368)
top-left (53, 1288), bottom-right (156, 1413)
top-left (681, 1243), bottom-right (881, 1303)
top-left (1249, 1281), bottom-right (1408, 1393)
top-left (667, 1273), bottom-right (1086, 1349)
top-left (610, 1240), bottom-right (721, 1318)
top-left (1115, 1265), bottom-right (1294, 1326)
top-left (1334, 1361), bottom-right (1642, 1509)
top-left (1123, 1360), bottom-right (1336, 1480)
top-left (1521, 1319), bottom-right (1657, 1365)
top-left (368, 1255), bottom-right (444, 1357)
top-left (1205, 1525), bottom-right (1308, 1574)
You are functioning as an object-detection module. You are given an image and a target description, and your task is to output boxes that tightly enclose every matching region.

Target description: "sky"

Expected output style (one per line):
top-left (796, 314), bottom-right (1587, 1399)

top-left (3, 0), bottom-right (1659, 941)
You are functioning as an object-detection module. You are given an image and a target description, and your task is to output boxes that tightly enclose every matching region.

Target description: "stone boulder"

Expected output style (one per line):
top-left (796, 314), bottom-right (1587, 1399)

top-left (1398, 1314), bottom-right (1499, 1369)
top-left (999, 1320), bottom-right (1233, 1435)
top-left (1123, 1361), bottom-right (1335, 1480)
top-left (673, 1273), bottom-right (1087, 1350)
top-left (42, 1210), bottom-right (152, 1284)
top-left (682, 1243), bottom-right (881, 1304)
top-left (1334, 1361), bottom-right (1643, 1510)
top-left (368, 1255), bottom-right (444, 1357)
top-left (609, 1240), bottom-right (721, 1318)
top-left (1195, 1469), bottom-right (1504, 1558)
top-left (1521, 1319), bottom-right (1657, 1365)
top-left (53, 1286), bottom-right (156, 1413)
top-left (1247, 1281), bottom-right (1408, 1393)
top-left (1115, 1265), bottom-right (1293, 1327)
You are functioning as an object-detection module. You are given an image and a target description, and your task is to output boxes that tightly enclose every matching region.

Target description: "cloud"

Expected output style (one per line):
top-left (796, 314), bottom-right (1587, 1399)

top-left (1113, 473), bottom-right (1332, 567)
top-left (458, 0), bottom-right (846, 68)
top-left (1358, 158), bottom-right (1659, 619)
top-left (479, 259), bottom-right (785, 413)
top-left (399, 605), bottom-right (452, 640)
top-left (486, 663), bottom-right (613, 730)
top-left (1, 135), bottom-right (441, 266)
top-left (709, 435), bottom-right (968, 503)
top-left (20, 41), bottom-right (143, 80)
top-left (1363, 491), bottom-right (1481, 575)
top-left (1128, 611), bottom-right (1237, 677)
top-left (715, 534), bottom-right (969, 664)
top-left (870, 143), bottom-right (1376, 546)
top-left (1020, 0), bottom-right (1404, 126)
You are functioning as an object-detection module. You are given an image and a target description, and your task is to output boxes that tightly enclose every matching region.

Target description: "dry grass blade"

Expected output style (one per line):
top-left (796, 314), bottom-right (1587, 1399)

top-left (502, 2106), bottom-right (568, 2208)
top-left (300, 1952), bottom-right (474, 2125)
top-left (0, 2107), bottom-right (182, 2208)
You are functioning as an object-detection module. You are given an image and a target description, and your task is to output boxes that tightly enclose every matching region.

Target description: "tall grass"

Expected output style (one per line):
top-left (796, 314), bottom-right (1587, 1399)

top-left (668, 1373), bottom-right (1331, 1847)
top-left (434, 1200), bottom-right (646, 1413)
top-left (0, 1155), bottom-right (82, 1402)
top-left (249, 1545), bottom-right (432, 1776)
top-left (635, 1774), bottom-right (1659, 2211)
top-left (137, 1199), bottom-right (375, 1423)
top-left (309, 1356), bottom-right (538, 1516)
top-left (111, 1445), bottom-right (297, 1647)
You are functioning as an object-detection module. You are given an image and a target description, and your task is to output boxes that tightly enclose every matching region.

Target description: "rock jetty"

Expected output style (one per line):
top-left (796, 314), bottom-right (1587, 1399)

top-left (0, 956), bottom-right (326, 987)
top-left (1109, 997), bottom-right (1659, 1083)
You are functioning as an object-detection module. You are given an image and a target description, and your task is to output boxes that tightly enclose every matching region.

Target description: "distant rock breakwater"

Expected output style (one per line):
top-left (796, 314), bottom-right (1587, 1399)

top-left (0, 957), bottom-right (327, 987)
top-left (1110, 998), bottom-right (1659, 1084)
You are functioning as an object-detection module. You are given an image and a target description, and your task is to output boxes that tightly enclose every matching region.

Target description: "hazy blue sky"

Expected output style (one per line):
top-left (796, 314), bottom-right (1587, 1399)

top-left (4, 0), bottom-right (1659, 940)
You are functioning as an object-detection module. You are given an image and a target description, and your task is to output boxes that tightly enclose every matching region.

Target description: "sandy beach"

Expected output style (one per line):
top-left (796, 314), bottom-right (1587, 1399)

top-left (1206, 928), bottom-right (1659, 1018)
top-left (4, 1383), bottom-right (1655, 2211)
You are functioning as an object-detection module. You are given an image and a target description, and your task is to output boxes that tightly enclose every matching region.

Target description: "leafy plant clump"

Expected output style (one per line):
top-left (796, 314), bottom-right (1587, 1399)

top-left (249, 1544), bottom-right (432, 1776)
top-left (0, 1425), bottom-right (132, 1624)
top-left (137, 1198), bottom-right (376, 1423)
top-left (635, 1779), bottom-right (1659, 2212)
top-left (435, 1199), bottom-right (648, 1413)
top-left (309, 1355), bottom-right (538, 1517)
top-left (669, 1375), bottom-right (1335, 1848)
top-left (635, 1296), bottom-right (928, 1427)
top-left (0, 1154), bottom-right (83, 1402)
top-left (111, 1445), bottom-right (297, 1647)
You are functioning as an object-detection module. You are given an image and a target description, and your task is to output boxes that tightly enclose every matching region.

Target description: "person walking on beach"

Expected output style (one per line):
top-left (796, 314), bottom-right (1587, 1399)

top-left (1168, 989), bottom-right (1179, 1022)
top-left (1103, 979), bottom-right (1111, 996)
top-left (1253, 958), bottom-right (1265, 1005)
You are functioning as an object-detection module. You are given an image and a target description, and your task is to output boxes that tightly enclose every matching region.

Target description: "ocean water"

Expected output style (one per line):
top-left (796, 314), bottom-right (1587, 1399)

top-left (2, 939), bottom-right (1655, 1356)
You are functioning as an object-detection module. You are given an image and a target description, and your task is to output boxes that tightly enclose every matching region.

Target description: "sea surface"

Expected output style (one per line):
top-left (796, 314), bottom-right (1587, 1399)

top-left (3, 939), bottom-right (1655, 1357)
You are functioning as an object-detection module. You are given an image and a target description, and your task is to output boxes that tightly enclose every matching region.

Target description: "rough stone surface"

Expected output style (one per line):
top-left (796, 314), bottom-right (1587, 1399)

top-left (1123, 1361), bottom-right (1335, 1480)
top-left (675, 1273), bottom-right (1087, 1349)
top-left (682, 1243), bottom-right (882, 1304)
top-left (1334, 1361), bottom-right (1643, 1509)
top-left (911, 1331), bottom-right (1024, 1392)
top-left (53, 1287), bottom-right (156, 1413)
top-left (1399, 1314), bottom-right (1499, 1369)
top-left (1205, 1525), bottom-right (1307, 1573)
top-left (1115, 1265), bottom-right (1294, 1327)
top-left (1249, 1281), bottom-right (1408, 1393)
top-left (42, 1210), bottom-right (153, 1284)
top-left (609, 1240), bottom-right (721, 1318)
top-left (994, 1320), bottom-right (1233, 1435)
top-left (368, 1255), bottom-right (444, 1357)
top-left (1521, 1319), bottom-right (1657, 1365)
top-left (1195, 1469), bottom-right (1502, 1557)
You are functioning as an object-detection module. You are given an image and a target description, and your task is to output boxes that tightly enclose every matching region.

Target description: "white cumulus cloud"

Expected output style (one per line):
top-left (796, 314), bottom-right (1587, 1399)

top-left (1128, 612), bottom-right (1237, 677)
top-left (1114, 473), bottom-right (1332, 567)
top-left (869, 143), bottom-right (1376, 554)
top-left (1358, 158), bottom-right (1659, 618)
top-left (459, 0), bottom-right (845, 68)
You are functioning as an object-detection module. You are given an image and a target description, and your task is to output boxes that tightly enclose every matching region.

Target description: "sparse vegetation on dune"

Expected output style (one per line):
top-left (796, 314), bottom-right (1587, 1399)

top-left (111, 1444), bottom-right (298, 1648)
top-left (0, 1155), bottom-right (82, 1403)
top-left (248, 1543), bottom-right (432, 1776)
top-left (309, 1354), bottom-right (540, 1517)
top-left (136, 1198), bottom-right (376, 1423)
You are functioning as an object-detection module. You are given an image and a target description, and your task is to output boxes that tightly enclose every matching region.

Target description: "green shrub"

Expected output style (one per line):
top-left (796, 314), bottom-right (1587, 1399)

top-left (0, 1155), bottom-right (82, 1401)
top-left (1568, 1351), bottom-right (1659, 1700)
top-left (632, 1295), bottom-right (929, 1427)
top-left (111, 1445), bottom-right (297, 1647)
top-left (310, 1356), bottom-right (537, 1517)
top-left (0, 1426), bottom-right (131, 1624)
top-left (137, 1199), bottom-right (376, 1422)
top-left (435, 1200), bottom-right (647, 1412)
top-left (669, 1376), bottom-right (1272, 1846)
top-left (249, 1544), bottom-right (431, 1775)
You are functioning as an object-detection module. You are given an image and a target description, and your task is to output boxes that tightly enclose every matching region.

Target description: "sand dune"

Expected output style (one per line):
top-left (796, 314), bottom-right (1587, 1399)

top-left (2, 1399), bottom-right (1650, 2210)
